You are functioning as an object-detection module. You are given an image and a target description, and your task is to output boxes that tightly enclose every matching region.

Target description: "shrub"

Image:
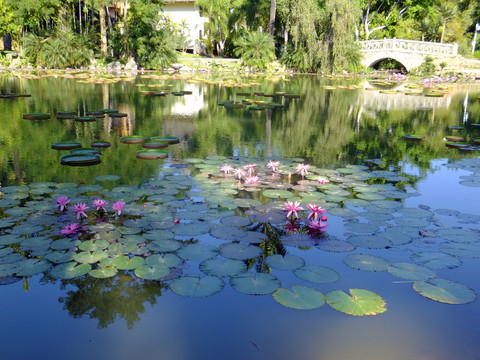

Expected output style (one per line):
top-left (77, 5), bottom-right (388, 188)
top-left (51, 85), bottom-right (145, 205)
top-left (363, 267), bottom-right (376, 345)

top-left (234, 31), bottom-right (275, 71)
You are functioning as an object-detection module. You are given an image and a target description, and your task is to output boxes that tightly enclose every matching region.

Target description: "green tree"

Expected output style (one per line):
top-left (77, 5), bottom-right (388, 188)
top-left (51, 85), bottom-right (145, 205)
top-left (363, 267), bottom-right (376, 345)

top-left (234, 31), bottom-right (276, 70)
top-left (0, 0), bottom-right (20, 50)
top-left (435, 0), bottom-right (458, 43)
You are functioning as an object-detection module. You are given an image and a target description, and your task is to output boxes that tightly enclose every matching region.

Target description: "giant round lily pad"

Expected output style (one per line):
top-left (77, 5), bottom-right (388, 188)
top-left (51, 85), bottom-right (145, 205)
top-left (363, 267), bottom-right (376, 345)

top-left (264, 254), bottom-right (305, 271)
top-left (343, 254), bottom-right (390, 272)
top-left (120, 136), bottom-right (148, 144)
top-left (413, 278), bottom-right (476, 304)
top-left (199, 258), bottom-right (247, 277)
top-left (51, 141), bottom-right (82, 150)
top-left (61, 153), bottom-right (101, 166)
top-left (23, 113), bottom-right (50, 120)
top-left (230, 273), bottom-right (281, 295)
top-left (134, 264), bottom-right (170, 280)
top-left (294, 265), bottom-right (339, 284)
top-left (50, 262), bottom-right (91, 279)
top-left (387, 262), bottom-right (435, 280)
top-left (219, 243), bottom-right (262, 260)
top-left (136, 149), bottom-right (168, 160)
top-left (273, 286), bottom-right (325, 310)
top-left (171, 275), bottom-right (225, 297)
top-left (150, 136), bottom-right (180, 144)
top-left (325, 289), bottom-right (387, 316)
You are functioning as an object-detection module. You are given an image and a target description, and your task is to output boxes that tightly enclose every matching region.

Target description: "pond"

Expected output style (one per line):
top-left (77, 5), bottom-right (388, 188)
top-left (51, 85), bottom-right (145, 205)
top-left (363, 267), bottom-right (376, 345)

top-left (1, 71), bottom-right (480, 360)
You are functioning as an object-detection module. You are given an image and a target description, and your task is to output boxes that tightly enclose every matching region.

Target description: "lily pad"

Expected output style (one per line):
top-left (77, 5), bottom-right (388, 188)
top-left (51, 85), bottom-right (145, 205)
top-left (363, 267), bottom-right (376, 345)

top-left (134, 264), bottom-right (170, 280)
top-left (264, 254), bottom-right (305, 271)
top-left (343, 254), bottom-right (390, 271)
top-left (199, 258), bottom-right (247, 277)
top-left (50, 262), bottom-right (91, 279)
top-left (294, 265), bottom-right (339, 284)
top-left (89, 267), bottom-right (118, 278)
top-left (171, 275), bottom-right (225, 297)
top-left (146, 240), bottom-right (182, 253)
top-left (273, 286), bottom-right (325, 310)
top-left (262, 189), bottom-right (295, 199)
top-left (220, 216), bottom-right (252, 227)
top-left (219, 243), bottom-right (262, 260)
top-left (145, 253), bottom-right (182, 268)
top-left (436, 228), bottom-right (480, 243)
top-left (439, 243), bottom-right (480, 258)
top-left (348, 234), bottom-right (391, 249)
top-left (73, 251), bottom-right (108, 264)
top-left (230, 273), bottom-right (281, 295)
top-left (112, 255), bottom-right (145, 270)
top-left (325, 289), bottom-right (387, 316)
top-left (387, 262), bottom-right (435, 280)
top-left (316, 239), bottom-right (356, 252)
top-left (413, 278), bottom-right (476, 304)
top-left (411, 251), bottom-right (461, 269)
top-left (177, 244), bottom-right (218, 261)
top-left (14, 258), bottom-right (52, 276)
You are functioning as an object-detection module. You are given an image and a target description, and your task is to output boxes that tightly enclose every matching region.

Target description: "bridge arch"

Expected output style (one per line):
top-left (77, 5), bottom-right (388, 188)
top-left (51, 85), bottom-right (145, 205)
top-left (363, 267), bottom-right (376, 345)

top-left (359, 39), bottom-right (458, 73)
top-left (365, 56), bottom-right (408, 72)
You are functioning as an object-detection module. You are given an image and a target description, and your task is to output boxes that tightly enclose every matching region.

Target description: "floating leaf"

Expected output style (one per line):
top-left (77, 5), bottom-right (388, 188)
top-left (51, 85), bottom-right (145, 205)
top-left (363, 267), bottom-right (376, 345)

top-left (219, 243), bottom-right (262, 260)
top-left (50, 262), bottom-right (91, 279)
top-left (262, 189), bottom-right (295, 199)
top-left (411, 252), bottom-right (461, 269)
top-left (73, 251), bottom-right (108, 264)
top-left (171, 275), bottom-right (225, 297)
top-left (89, 267), bottom-right (118, 278)
top-left (387, 262), bottom-right (435, 280)
top-left (134, 264), bottom-right (170, 280)
top-left (220, 216), bottom-right (252, 227)
top-left (14, 258), bottom-right (52, 276)
top-left (436, 228), bottom-right (480, 243)
top-left (294, 265), bottom-right (339, 284)
top-left (439, 243), bottom-right (480, 258)
top-left (325, 289), bottom-right (387, 316)
top-left (199, 258), bottom-right (247, 277)
top-left (177, 244), bottom-right (218, 261)
top-left (112, 255), bottom-right (145, 270)
top-left (344, 254), bottom-right (390, 271)
top-left (316, 239), bottom-right (356, 253)
top-left (145, 253), bottom-right (182, 268)
top-left (264, 254), bottom-right (305, 271)
top-left (146, 240), bottom-right (182, 253)
top-left (230, 273), bottom-right (281, 295)
top-left (171, 222), bottom-right (210, 236)
top-left (273, 286), bottom-right (325, 310)
top-left (413, 278), bottom-right (476, 304)
top-left (348, 234), bottom-right (391, 249)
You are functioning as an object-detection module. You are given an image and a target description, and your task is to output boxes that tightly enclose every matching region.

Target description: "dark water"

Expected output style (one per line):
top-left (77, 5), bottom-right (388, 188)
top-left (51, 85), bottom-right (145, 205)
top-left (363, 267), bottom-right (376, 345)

top-left (1, 71), bottom-right (480, 360)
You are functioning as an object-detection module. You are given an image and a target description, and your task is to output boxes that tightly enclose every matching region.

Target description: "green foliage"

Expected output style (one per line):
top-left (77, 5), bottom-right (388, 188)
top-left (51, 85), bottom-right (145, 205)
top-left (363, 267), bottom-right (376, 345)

top-left (234, 31), bottom-right (275, 70)
top-left (414, 55), bottom-right (436, 75)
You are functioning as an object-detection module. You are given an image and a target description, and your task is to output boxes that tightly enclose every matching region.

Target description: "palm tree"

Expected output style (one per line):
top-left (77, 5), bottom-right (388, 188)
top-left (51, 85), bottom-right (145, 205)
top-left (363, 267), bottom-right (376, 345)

top-left (234, 31), bottom-right (276, 71)
top-left (435, 0), bottom-right (458, 43)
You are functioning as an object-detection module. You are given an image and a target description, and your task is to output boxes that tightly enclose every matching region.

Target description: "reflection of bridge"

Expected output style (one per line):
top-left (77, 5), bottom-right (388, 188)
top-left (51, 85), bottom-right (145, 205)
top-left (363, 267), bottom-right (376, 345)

top-left (359, 38), bottom-right (458, 72)
top-left (358, 89), bottom-right (452, 111)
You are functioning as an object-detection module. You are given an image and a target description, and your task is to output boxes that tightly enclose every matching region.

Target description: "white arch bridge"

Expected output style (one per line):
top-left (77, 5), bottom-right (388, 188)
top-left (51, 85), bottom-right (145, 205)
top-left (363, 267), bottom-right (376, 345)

top-left (359, 38), bottom-right (458, 72)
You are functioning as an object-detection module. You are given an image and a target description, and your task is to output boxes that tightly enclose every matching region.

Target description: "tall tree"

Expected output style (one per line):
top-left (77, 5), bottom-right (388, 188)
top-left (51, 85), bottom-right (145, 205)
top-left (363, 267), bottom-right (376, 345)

top-left (435, 0), bottom-right (458, 43)
top-left (269, 0), bottom-right (276, 36)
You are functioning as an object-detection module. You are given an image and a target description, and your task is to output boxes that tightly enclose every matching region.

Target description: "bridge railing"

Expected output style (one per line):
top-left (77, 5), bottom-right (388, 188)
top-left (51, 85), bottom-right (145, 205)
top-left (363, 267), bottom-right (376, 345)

top-left (359, 38), bottom-right (458, 57)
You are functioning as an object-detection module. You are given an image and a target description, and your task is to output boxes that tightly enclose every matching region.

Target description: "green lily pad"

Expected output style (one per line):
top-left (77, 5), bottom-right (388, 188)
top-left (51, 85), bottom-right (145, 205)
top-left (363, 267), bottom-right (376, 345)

top-left (89, 267), bottom-right (118, 278)
top-left (348, 234), bottom-right (391, 249)
top-left (387, 262), bottom-right (435, 280)
top-left (411, 251), bottom-right (462, 269)
top-left (294, 265), bottom-right (339, 284)
top-left (316, 239), bottom-right (356, 253)
top-left (14, 258), bottom-right (52, 276)
top-left (413, 278), bottom-right (476, 304)
top-left (230, 273), bottom-right (281, 295)
top-left (233, 198), bottom-right (263, 208)
top-left (273, 286), bottom-right (325, 310)
top-left (199, 258), bottom-right (247, 277)
top-left (264, 254), bottom-right (305, 271)
top-left (112, 255), bottom-right (145, 270)
top-left (171, 275), bottom-right (225, 297)
top-left (146, 240), bottom-right (182, 253)
top-left (262, 189), bottom-right (295, 199)
top-left (50, 262), bottom-right (91, 279)
top-left (343, 254), bottom-right (390, 271)
top-left (219, 243), bottom-right (262, 260)
top-left (220, 216), bottom-right (252, 227)
top-left (325, 289), bottom-right (387, 316)
top-left (50, 238), bottom-right (81, 250)
top-left (171, 222), bottom-right (210, 236)
top-left (78, 239), bottom-right (109, 252)
top-left (436, 228), bottom-right (480, 243)
top-left (177, 244), bottom-right (218, 261)
top-left (95, 175), bottom-right (121, 182)
top-left (439, 243), bottom-right (480, 258)
top-left (134, 264), bottom-right (170, 280)
top-left (344, 222), bottom-right (379, 233)
top-left (280, 234), bottom-right (318, 248)
top-left (44, 250), bottom-right (75, 264)
top-left (73, 251), bottom-right (108, 264)
top-left (145, 253), bottom-right (182, 268)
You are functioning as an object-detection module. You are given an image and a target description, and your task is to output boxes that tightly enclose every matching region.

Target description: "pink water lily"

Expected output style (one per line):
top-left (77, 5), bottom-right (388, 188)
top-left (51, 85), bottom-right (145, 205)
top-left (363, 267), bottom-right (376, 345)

top-left (55, 197), bottom-right (70, 211)
top-left (266, 160), bottom-right (280, 172)
top-left (60, 223), bottom-right (79, 236)
top-left (70, 202), bottom-right (89, 219)
top-left (244, 176), bottom-right (259, 184)
top-left (93, 199), bottom-right (108, 212)
top-left (308, 219), bottom-right (328, 232)
top-left (306, 203), bottom-right (326, 222)
top-left (112, 201), bottom-right (125, 216)
top-left (283, 201), bottom-right (304, 219)
top-left (296, 163), bottom-right (310, 177)
top-left (243, 163), bottom-right (257, 176)
top-left (220, 164), bottom-right (234, 174)
top-left (316, 177), bottom-right (330, 184)
top-left (233, 168), bottom-right (246, 180)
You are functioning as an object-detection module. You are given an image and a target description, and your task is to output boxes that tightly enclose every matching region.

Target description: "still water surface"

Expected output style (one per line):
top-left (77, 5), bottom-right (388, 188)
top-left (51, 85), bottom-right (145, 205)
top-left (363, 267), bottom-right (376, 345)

top-left (0, 72), bottom-right (480, 360)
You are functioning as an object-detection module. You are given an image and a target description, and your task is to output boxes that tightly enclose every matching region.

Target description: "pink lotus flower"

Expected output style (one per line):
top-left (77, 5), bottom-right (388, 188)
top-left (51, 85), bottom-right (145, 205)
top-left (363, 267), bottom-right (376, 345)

top-left (306, 203), bottom-right (326, 222)
top-left (244, 176), bottom-right (259, 184)
top-left (283, 201), bottom-right (304, 219)
top-left (93, 199), bottom-right (108, 212)
top-left (243, 163), bottom-right (257, 176)
top-left (233, 168), bottom-right (246, 180)
top-left (266, 160), bottom-right (280, 172)
top-left (55, 197), bottom-right (70, 211)
top-left (70, 202), bottom-right (89, 219)
top-left (296, 163), bottom-right (310, 177)
top-left (112, 201), bottom-right (125, 216)
top-left (316, 177), bottom-right (330, 184)
top-left (321, 214), bottom-right (328, 222)
top-left (308, 219), bottom-right (328, 232)
top-left (220, 164), bottom-right (234, 174)
top-left (60, 223), bottom-right (79, 235)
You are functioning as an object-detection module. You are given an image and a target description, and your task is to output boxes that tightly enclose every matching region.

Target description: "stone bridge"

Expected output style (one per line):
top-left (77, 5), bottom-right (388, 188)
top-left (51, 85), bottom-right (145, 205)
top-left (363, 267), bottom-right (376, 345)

top-left (359, 38), bottom-right (458, 72)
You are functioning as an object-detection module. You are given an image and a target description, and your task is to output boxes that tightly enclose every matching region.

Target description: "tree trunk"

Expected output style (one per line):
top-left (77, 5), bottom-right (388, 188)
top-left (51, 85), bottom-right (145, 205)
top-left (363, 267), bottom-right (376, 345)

top-left (440, 23), bottom-right (445, 43)
top-left (269, 0), bottom-right (276, 36)
top-left (100, 7), bottom-right (108, 58)
top-left (79, 0), bottom-right (82, 34)
top-left (3, 34), bottom-right (12, 51)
